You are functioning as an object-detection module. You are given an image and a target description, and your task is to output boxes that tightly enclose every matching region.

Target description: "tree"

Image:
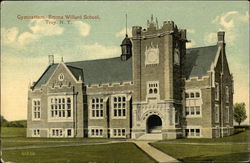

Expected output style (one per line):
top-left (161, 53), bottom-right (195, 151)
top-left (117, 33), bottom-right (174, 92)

top-left (0, 115), bottom-right (8, 127)
top-left (234, 103), bottom-right (247, 126)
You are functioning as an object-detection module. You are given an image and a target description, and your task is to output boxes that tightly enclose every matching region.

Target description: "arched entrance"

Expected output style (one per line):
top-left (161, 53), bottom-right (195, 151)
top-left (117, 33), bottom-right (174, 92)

top-left (147, 115), bottom-right (162, 133)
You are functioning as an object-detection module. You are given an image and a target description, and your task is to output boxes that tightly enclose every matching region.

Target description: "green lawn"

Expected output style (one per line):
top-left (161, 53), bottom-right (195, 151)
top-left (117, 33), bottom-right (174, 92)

top-left (3, 143), bottom-right (156, 163)
top-left (151, 143), bottom-right (248, 162)
top-left (2, 127), bottom-right (250, 163)
top-left (2, 127), bottom-right (155, 163)
top-left (151, 130), bottom-right (250, 162)
top-left (1, 127), bottom-right (26, 137)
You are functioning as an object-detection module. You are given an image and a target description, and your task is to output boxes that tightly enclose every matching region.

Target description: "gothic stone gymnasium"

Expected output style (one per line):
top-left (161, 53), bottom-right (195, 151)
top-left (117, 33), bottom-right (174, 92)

top-left (27, 18), bottom-right (234, 140)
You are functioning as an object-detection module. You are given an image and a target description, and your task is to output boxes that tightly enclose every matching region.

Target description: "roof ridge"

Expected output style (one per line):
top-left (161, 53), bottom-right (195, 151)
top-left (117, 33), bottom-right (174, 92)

top-left (187, 45), bottom-right (217, 50)
top-left (66, 64), bottom-right (83, 70)
top-left (66, 56), bottom-right (121, 64)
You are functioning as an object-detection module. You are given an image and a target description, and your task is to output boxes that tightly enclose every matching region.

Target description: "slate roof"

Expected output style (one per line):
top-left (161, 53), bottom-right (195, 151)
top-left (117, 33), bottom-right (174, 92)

top-left (33, 64), bottom-right (58, 88)
top-left (66, 57), bottom-right (132, 85)
top-left (66, 65), bottom-right (83, 81)
top-left (184, 45), bottom-right (218, 78)
top-left (32, 45), bottom-right (218, 89)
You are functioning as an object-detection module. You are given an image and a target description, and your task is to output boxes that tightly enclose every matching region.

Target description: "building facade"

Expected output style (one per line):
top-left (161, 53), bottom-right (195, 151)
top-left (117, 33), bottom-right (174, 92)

top-left (27, 18), bottom-right (234, 139)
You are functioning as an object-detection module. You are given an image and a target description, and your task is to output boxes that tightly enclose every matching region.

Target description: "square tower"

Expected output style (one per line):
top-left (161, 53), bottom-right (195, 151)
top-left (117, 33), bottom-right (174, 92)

top-left (131, 18), bottom-right (187, 139)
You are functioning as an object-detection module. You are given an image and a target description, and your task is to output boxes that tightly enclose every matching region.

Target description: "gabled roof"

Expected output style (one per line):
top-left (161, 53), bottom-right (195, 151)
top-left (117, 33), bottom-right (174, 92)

top-left (32, 57), bottom-right (132, 89)
top-left (32, 45), bottom-right (218, 89)
top-left (184, 45), bottom-right (218, 78)
top-left (66, 57), bottom-right (132, 85)
top-left (33, 64), bottom-right (58, 88)
top-left (66, 65), bottom-right (83, 81)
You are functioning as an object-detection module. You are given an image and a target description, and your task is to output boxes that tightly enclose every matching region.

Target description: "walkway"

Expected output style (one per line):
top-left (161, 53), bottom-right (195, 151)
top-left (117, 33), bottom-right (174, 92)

top-left (133, 141), bottom-right (180, 163)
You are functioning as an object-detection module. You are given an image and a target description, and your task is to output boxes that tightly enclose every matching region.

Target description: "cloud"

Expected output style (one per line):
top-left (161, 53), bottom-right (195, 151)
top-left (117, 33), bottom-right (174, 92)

top-left (116, 28), bottom-right (132, 38)
top-left (29, 19), bottom-right (64, 36)
top-left (187, 29), bottom-right (195, 34)
top-left (1, 27), bottom-right (19, 45)
top-left (204, 11), bottom-right (248, 45)
top-left (81, 43), bottom-right (120, 59)
top-left (219, 11), bottom-right (238, 29)
top-left (1, 19), bottom-right (64, 47)
top-left (186, 40), bottom-right (196, 48)
top-left (204, 32), bottom-right (217, 45)
top-left (73, 21), bottom-right (90, 37)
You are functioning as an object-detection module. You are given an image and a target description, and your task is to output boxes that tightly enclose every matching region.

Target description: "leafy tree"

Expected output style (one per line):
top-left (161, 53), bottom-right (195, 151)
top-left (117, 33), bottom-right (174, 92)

top-left (234, 103), bottom-right (247, 126)
top-left (0, 115), bottom-right (8, 126)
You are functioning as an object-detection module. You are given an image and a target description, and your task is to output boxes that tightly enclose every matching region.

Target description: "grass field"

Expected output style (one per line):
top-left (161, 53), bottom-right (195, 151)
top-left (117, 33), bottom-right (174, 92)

top-left (3, 143), bottom-right (156, 163)
top-left (2, 127), bottom-right (250, 163)
top-left (151, 143), bottom-right (248, 162)
top-left (151, 131), bottom-right (250, 162)
top-left (1, 127), bottom-right (155, 163)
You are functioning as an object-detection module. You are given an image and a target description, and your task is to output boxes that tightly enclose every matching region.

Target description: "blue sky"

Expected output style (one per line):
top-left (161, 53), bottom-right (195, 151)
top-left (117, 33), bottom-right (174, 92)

top-left (1, 1), bottom-right (249, 123)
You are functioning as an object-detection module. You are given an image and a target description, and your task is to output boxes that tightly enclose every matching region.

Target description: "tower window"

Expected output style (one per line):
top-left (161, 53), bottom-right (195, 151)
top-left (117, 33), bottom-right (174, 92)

top-left (147, 81), bottom-right (159, 96)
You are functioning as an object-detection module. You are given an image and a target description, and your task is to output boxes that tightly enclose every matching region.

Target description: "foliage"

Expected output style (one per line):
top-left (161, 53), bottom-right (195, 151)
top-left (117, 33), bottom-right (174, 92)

top-left (0, 115), bottom-right (8, 126)
top-left (0, 116), bottom-right (27, 128)
top-left (234, 103), bottom-right (247, 126)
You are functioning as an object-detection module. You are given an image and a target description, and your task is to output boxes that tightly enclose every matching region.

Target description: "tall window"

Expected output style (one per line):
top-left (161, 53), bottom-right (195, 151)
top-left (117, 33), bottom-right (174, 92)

top-left (49, 96), bottom-right (73, 119)
top-left (215, 104), bottom-right (220, 123)
top-left (32, 99), bottom-right (41, 120)
top-left (225, 86), bottom-right (229, 103)
top-left (113, 96), bottom-right (126, 117)
top-left (215, 83), bottom-right (219, 100)
top-left (91, 97), bottom-right (104, 118)
top-left (175, 111), bottom-right (179, 124)
top-left (226, 106), bottom-right (230, 123)
top-left (185, 90), bottom-right (202, 117)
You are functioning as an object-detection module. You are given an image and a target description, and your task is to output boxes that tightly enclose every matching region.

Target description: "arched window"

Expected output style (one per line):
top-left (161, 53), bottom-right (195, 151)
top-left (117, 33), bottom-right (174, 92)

top-left (149, 89), bottom-right (153, 94)
top-left (154, 88), bottom-right (158, 94)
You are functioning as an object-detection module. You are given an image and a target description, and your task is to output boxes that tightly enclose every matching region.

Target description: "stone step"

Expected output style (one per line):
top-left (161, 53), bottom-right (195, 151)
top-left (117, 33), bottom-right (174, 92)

top-left (138, 133), bottom-right (163, 140)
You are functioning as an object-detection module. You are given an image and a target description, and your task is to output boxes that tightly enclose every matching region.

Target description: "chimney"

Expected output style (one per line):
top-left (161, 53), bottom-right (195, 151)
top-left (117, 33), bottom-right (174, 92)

top-left (217, 31), bottom-right (225, 43)
top-left (48, 55), bottom-right (54, 65)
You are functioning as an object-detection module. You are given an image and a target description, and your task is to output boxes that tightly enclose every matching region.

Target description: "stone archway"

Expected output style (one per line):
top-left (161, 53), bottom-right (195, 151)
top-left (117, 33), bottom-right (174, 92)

top-left (146, 115), bottom-right (162, 133)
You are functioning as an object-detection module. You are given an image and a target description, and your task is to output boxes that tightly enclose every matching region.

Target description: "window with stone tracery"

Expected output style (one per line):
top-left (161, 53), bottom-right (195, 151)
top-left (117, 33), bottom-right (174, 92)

top-left (113, 96), bottom-right (126, 118)
top-left (147, 81), bottom-right (159, 96)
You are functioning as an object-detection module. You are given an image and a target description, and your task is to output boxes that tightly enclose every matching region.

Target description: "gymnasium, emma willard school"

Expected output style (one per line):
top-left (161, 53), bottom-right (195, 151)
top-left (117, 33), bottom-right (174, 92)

top-left (27, 17), bottom-right (234, 140)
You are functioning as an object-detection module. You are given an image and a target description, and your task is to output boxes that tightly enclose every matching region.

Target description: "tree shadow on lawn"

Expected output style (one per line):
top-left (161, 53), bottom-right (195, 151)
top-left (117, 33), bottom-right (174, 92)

top-left (180, 152), bottom-right (249, 163)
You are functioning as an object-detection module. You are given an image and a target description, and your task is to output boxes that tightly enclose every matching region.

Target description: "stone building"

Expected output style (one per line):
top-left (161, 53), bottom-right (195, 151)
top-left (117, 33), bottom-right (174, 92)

top-left (27, 18), bottom-right (234, 139)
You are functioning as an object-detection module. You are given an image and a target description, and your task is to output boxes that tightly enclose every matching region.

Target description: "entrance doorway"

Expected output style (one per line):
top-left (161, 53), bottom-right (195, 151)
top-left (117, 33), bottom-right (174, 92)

top-left (147, 115), bottom-right (162, 133)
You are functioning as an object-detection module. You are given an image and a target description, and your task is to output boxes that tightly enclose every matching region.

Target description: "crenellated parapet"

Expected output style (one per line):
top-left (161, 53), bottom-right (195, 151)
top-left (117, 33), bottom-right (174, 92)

top-left (132, 17), bottom-right (187, 42)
